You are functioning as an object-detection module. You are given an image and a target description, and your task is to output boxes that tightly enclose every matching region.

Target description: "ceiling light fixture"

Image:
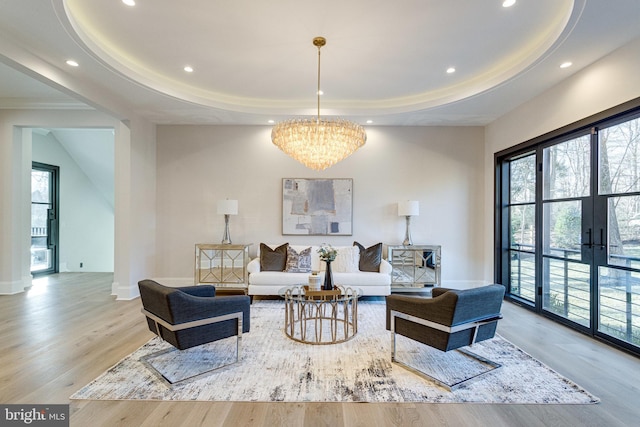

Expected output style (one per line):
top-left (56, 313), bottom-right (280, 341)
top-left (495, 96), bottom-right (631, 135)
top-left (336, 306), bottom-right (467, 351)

top-left (502, 0), bottom-right (516, 7)
top-left (560, 61), bottom-right (573, 69)
top-left (184, 66), bottom-right (194, 73)
top-left (66, 60), bottom-right (79, 67)
top-left (446, 67), bottom-right (456, 74)
top-left (122, 0), bottom-right (136, 6)
top-left (271, 37), bottom-right (367, 171)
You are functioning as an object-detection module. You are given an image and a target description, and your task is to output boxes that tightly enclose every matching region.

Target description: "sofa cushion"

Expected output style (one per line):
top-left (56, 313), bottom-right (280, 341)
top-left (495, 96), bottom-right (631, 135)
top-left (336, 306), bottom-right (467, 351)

top-left (248, 271), bottom-right (390, 287)
top-left (354, 242), bottom-right (383, 272)
top-left (260, 243), bottom-right (288, 271)
top-left (284, 246), bottom-right (312, 273)
top-left (332, 246), bottom-right (360, 273)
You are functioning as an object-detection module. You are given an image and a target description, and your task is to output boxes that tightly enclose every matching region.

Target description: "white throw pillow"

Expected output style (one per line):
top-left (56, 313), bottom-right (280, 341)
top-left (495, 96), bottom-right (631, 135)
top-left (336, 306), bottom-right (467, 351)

top-left (331, 246), bottom-right (360, 273)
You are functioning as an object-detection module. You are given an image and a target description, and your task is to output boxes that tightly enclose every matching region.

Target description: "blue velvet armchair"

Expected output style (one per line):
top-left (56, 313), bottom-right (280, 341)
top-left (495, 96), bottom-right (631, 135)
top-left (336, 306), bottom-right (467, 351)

top-left (138, 279), bottom-right (250, 385)
top-left (386, 284), bottom-right (505, 390)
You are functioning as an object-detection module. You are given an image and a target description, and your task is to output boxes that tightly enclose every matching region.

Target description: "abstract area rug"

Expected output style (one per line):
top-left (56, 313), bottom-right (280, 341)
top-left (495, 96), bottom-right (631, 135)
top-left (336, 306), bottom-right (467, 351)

top-left (71, 300), bottom-right (599, 403)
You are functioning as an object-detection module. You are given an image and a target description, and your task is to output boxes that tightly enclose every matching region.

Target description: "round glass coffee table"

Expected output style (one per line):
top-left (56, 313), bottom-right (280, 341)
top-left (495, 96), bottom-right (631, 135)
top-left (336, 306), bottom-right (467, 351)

top-left (279, 285), bottom-right (361, 345)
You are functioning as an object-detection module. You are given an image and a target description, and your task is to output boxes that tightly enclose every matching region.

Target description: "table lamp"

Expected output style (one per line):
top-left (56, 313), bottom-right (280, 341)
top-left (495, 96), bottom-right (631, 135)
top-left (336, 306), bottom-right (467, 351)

top-left (398, 201), bottom-right (419, 246)
top-left (217, 199), bottom-right (238, 244)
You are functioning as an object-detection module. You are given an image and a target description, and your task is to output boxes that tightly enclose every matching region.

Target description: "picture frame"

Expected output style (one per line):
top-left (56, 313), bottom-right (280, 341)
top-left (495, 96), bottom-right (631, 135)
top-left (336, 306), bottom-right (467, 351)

top-left (282, 178), bottom-right (353, 235)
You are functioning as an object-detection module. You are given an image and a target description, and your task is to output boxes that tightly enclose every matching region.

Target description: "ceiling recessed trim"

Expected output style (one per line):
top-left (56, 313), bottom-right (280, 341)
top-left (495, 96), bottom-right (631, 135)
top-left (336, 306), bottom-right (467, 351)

top-left (60, 0), bottom-right (580, 117)
top-left (0, 97), bottom-right (93, 110)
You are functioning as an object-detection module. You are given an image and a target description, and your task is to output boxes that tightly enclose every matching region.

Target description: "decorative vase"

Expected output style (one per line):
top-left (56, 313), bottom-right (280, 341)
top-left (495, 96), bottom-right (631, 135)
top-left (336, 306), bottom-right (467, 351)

top-left (323, 260), bottom-right (334, 290)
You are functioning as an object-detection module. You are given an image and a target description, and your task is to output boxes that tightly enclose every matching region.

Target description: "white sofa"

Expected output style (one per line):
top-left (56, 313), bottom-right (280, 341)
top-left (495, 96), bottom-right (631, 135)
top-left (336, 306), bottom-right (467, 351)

top-left (247, 244), bottom-right (392, 296)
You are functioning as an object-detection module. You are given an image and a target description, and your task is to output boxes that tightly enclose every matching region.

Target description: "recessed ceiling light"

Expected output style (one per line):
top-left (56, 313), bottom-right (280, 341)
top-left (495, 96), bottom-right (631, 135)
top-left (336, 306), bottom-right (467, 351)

top-left (183, 66), bottom-right (194, 73)
top-left (560, 61), bottom-right (573, 69)
top-left (268, 120), bottom-right (275, 124)
top-left (502, 0), bottom-right (516, 7)
top-left (66, 60), bottom-right (79, 67)
top-left (122, 0), bottom-right (136, 6)
top-left (317, 90), bottom-right (324, 96)
top-left (446, 67), bottom-right (456, 74)
top-left (366, 120), bottom-right (373, 124)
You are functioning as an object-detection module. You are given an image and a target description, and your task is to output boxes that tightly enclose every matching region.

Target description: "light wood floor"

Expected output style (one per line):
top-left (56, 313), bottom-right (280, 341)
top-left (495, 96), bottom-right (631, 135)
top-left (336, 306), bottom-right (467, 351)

top-left (1, 273), bottom-right (638, 426)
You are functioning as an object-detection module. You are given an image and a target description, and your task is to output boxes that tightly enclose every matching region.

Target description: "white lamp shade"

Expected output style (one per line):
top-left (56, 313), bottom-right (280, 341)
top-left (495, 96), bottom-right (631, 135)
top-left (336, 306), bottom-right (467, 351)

top-left (217, 199), bottom-right (238, 215)
top-left (398, 200), bottom-right (419, 216)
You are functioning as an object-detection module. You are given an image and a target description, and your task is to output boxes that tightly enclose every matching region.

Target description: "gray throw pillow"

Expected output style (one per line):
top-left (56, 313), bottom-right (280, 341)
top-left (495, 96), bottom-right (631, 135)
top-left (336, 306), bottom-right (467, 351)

top-left (284, 246), bottom-right (312, 273)
top-left (260, 243), bottom-right (288, 271)
top-left (353, 241), bottom-right (382, 272)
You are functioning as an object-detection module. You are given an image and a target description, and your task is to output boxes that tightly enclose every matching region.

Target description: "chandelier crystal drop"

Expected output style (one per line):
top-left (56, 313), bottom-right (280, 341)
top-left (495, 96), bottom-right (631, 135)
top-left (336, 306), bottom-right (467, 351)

top-left (271, 37), bottom-right (367, 171)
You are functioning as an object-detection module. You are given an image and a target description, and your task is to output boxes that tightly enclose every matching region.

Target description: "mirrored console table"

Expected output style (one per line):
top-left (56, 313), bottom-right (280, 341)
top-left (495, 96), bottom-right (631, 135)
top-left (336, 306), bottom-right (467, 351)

top-left (387, 245), bottom-right (441, 292)
top-left (195, 243), bottom-right (251, 294)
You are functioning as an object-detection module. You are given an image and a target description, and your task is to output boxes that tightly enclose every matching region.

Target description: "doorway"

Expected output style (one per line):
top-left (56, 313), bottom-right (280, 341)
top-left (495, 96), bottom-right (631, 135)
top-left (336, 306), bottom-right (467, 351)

top-left (31, 162), bottom-right (59, 275)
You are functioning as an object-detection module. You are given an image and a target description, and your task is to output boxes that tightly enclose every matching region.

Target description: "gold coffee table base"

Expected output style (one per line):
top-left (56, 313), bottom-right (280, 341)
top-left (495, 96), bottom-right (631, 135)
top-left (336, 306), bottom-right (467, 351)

top-left (282, 285), bottom-right (359, 345)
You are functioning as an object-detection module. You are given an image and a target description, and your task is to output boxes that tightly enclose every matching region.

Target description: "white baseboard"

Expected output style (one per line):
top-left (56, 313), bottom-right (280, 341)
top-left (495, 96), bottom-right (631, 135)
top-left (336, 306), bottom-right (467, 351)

top-left (112, 281), bottom-right (140, 300)
top-left (150, 277), bottom-right (195, 287)
top-left (440, 280), bottom-right (492, 290)
top-left (147, 278), bottom-right (491, 290)
top-left (0, 279), bottom-right (27, 295)
top-left (110, 278), bottom-right (196, 300)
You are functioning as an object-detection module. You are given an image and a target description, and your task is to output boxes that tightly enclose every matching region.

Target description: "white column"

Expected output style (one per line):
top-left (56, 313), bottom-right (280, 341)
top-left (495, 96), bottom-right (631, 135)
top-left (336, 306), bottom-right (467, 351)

top-left (0, 114), bottom-right (31, 293)
top-left (112, 117), bottom-right (157, 300)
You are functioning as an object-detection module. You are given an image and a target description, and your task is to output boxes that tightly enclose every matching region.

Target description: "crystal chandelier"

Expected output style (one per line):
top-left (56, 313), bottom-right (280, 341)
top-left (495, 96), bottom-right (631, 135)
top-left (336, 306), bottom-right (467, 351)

top-left (271, 37), bottom-right (367, 171)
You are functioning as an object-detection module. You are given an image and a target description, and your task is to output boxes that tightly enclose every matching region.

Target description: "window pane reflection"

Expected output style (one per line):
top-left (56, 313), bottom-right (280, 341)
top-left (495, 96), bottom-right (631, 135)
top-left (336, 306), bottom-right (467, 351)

top-left (543, 200), bottom-right (582, 260)
top-left (510, 205), bottom-right (535, 250)
top-left (543, 135), bottom-right (590, 200)
top-left (543, 258), bottom-right (590, 327)
top-left (608, 196), bottom-right (640, 269)
top-left (599, 118), bottom-right (640, 195)
top-left (599, 266), bottom-right (640, 347)
top-left (510, 154), bottom-right (536, 203)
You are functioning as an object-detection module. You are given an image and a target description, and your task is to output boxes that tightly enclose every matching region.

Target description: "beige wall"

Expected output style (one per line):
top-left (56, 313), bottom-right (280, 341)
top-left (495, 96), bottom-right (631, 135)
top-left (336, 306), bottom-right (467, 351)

top-left (483, 36), bottom-right (640, 282)
top-left (156, 125), bottom-right (486, 287)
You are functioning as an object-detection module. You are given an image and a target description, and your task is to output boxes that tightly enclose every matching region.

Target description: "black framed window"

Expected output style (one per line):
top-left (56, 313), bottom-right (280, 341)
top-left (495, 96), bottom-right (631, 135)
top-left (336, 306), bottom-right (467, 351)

top-left (495, 99), bottom-right (640, 355)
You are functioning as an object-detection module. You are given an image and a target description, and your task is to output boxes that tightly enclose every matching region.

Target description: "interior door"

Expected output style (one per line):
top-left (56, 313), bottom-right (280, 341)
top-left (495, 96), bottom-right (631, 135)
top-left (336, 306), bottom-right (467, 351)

top-left (31, 162), bottom-right (59, 275)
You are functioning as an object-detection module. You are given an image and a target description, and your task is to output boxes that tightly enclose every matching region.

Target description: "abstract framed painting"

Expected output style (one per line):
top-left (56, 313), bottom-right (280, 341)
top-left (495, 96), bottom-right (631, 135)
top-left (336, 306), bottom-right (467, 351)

top-left (282, 178), bottom-right (353, 235)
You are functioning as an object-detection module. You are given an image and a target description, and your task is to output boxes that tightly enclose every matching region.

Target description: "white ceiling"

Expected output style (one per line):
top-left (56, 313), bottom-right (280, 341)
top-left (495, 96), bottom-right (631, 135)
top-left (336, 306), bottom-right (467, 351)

top-left (1, 0), bottom-right (640, 126)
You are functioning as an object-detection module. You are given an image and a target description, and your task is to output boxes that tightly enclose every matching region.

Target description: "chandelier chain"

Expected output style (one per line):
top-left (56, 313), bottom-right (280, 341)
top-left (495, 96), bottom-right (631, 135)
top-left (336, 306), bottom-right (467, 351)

top-left (317, 42), bottom-right (321, 122)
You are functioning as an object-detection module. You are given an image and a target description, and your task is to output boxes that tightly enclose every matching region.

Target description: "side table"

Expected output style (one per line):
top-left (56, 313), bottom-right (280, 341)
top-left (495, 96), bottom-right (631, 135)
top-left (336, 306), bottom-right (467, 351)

top-left (195, 243), bottom-right (251, 294)
top-left (387, 244), bottom-right (441, 291)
